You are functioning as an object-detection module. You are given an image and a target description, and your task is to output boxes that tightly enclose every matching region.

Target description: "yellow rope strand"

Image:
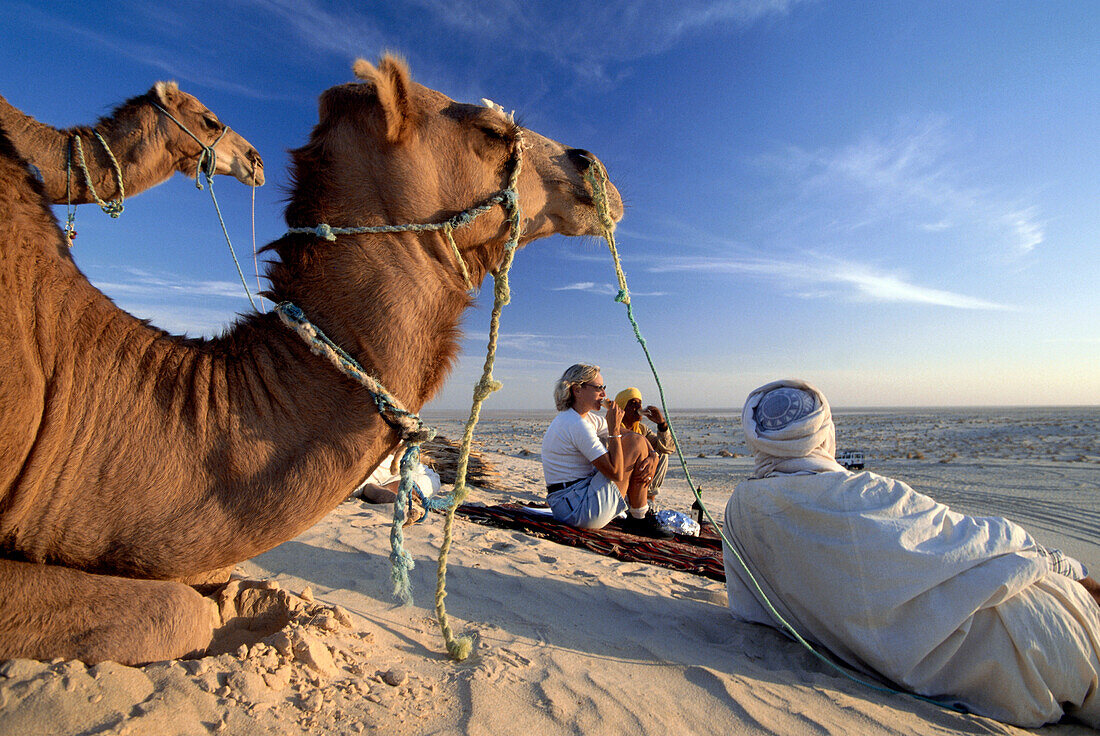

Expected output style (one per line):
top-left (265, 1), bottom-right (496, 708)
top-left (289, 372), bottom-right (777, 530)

top-left (443, 224), bottom-right (475, 291)
top-left (71, 132), bottom-right (126, 217)
top-left (432, 134), bottom-right (523, 660)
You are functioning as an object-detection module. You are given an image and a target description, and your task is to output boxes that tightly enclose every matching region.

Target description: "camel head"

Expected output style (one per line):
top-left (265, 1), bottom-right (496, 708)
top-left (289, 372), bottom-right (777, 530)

top-left (151, 82), bottom-right (265, 187)
top-left (281, 55), bottom-right (623, 283)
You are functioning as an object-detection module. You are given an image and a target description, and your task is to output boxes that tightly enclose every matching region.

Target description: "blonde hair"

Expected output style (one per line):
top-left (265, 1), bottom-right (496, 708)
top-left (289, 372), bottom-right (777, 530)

top-left (553, 363), bottom-right (600, 411)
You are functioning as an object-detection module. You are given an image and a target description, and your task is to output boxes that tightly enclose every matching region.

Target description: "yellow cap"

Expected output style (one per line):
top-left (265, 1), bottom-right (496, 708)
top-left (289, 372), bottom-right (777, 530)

top-left (614, 387), bottom-right (642, 408)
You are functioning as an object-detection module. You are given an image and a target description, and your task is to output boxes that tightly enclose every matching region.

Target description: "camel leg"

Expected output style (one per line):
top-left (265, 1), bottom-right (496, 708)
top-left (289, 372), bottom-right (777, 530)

top-left (0, 559), bottom-right (218, 666)
top-left (175, 564), bottom-right (237, 592)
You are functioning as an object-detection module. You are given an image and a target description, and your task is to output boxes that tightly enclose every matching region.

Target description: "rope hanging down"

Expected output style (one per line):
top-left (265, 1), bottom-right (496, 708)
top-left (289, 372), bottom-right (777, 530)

top-left (275, 129), bottom-right (525, 661)
top-left (428, 132), bottom-right (525, 661)
top-left (273, 301), bottom-right (436, 607)
top-left (151, 102), bottom-right (258, 311)
top-left (582, 164), bottom-right (965, 715)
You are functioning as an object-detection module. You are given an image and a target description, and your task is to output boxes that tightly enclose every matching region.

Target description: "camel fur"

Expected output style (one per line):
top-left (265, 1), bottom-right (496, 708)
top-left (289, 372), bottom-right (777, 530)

top-left (0, 81), bottom-right (264, 209)
top-left (0, 55), bottom-right (622, 666)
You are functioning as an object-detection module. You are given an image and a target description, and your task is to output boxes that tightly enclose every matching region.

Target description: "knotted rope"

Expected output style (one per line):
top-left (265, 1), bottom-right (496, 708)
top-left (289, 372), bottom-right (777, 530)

top-left (582, 164), bottom-right (965, 714)
top-left (427, 133), bottom-right (524, 660)
top-left (150, 102), bottom-right (227, 185)
top-left (284, 201), bottom-right (514, 291)
top-left (274, 301), bottom-right (436, 603)
top-left (68, 131), bottom-right (126, 218)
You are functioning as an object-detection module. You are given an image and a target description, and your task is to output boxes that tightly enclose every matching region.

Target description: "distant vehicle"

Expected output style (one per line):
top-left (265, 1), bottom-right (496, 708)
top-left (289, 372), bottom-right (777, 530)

top-left (836, 450), bottom-right (865, 470)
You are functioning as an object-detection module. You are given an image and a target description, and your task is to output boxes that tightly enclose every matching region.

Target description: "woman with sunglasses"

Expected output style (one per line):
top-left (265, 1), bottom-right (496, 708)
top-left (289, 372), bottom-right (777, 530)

top-left (540, 364), bottom-right (669, 538)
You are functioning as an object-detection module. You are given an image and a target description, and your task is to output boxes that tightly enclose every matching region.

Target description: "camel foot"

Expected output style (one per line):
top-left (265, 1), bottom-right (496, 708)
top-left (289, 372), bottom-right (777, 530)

top-left (0, 559), bottom-right (216, 665)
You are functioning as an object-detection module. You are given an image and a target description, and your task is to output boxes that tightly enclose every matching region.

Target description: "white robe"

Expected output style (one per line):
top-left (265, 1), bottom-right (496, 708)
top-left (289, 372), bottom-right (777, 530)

top-left (723, 469), bottom-right (1100, 727)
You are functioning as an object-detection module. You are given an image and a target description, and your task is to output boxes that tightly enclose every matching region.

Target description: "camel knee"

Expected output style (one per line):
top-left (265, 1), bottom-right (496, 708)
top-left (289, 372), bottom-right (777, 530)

top-left (0, 561), bottom-right (218, 666)
top-left (74, 580), bottom-right (217, 665)
top-left (144, 583), bottom-right (219, 660)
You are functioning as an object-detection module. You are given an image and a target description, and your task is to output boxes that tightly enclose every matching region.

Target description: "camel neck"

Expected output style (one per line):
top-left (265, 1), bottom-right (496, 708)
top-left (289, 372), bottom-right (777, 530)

top-left (0, 93), bottom-right (165, 206)
top-left (273, 301), bottom-right (433, 446)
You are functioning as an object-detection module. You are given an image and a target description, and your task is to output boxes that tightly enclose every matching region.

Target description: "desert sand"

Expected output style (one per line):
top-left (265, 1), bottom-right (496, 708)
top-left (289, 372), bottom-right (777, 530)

top-left (1, 407), bottom-right (1098, 735)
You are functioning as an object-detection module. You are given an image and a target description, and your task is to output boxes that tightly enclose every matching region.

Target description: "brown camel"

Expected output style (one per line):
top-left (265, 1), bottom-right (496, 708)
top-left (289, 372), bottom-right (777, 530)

top-left (0, 55), bottom-right (622, 666)
top-left (0, 81), bottom-right (264, 213)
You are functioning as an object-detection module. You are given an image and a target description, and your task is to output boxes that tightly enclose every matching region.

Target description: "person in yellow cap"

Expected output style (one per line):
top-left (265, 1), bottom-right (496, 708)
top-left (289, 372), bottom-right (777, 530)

top-left (541, 365), bottom-right (669, 538)
top-left (614, 387), bottom-right (676, 511)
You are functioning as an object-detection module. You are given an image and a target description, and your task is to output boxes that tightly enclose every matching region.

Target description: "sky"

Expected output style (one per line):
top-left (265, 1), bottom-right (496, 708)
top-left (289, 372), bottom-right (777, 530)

top-left (1, 1), bottom-right (1097, 412)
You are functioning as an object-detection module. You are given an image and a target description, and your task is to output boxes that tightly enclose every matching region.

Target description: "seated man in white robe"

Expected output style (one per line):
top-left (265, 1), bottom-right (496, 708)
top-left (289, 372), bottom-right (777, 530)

top-left (723, 379), bottom-right (1100, 728)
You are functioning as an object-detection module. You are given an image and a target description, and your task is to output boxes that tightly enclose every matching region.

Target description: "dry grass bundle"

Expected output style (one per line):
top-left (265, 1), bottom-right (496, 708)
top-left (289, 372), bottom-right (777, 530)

top-left (420, 435), bottom-right (502, 491)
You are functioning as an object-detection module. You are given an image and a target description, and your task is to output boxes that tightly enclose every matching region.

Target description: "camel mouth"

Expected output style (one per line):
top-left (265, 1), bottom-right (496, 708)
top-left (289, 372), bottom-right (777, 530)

top-left (229, 158), bottom-right (265, 187)
top-left (213, 138), bottom-right (265, 186)
top-left (578, 179), bottom-right (623, 225)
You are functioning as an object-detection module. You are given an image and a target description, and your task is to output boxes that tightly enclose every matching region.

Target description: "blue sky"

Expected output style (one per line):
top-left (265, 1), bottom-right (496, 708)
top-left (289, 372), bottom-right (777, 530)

top-left (2, 1), bottom-right (1097, 411)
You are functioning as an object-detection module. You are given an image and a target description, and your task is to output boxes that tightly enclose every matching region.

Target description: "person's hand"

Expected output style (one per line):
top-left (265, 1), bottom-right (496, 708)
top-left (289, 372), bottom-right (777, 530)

top-left (605, 399), bottom-right (624, 433)
top-left (642, 405), bottom-right (666, 425)
top-left (1079, 576), bottom-right (1100, 610)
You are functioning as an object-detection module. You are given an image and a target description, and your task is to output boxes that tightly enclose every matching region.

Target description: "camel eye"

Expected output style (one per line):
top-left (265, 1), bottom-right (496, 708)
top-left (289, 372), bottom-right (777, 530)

top-left (201, 115), bottom-right (221, 131)
top-left (479, 125), bottom-right (509, 142)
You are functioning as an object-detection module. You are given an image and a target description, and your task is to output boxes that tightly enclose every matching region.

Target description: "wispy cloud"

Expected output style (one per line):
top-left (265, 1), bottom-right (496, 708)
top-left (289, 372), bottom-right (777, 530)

top-left (238, 0), bottom-right (390, 61)
top-left (552, 281), bottom-right (620, 296)
top-left (456, 330), bottom-right (607, 362)
top-left (1003, 208), bottom-right (1044, 254)
top-left (111, 302), bottom-right (245, 337)
top-left (404, 0), bottom-right (808, 86)
top-left (93, 267), bottom-right (254, 300)
top-left (85, 265), bottom-right (256, 336)
top-left (550, 281), bottom-right (668, 297)
top-left (650, 255), bottom-right (1016, 310)
top-left (763, 118), bottom-right (1045, 257)
top-left (15, 3), bottom-right (294, 101)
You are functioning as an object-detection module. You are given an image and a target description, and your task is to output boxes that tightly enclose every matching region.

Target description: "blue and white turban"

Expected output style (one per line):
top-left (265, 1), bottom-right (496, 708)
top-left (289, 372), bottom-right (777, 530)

top-left (753, 386), bottom-right (817, 431)
top-left (742, 379), bottom-right (844, 478)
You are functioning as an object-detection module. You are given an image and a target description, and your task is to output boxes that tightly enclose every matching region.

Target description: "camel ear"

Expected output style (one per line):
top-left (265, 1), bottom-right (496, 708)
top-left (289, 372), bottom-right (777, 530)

top-left (352, 54), bottom-right (413, 144)
top-left (153, 81), bottom-right (180, 107)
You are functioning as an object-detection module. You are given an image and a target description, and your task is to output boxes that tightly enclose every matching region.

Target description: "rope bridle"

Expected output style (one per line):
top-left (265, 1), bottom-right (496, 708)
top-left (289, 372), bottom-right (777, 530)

top-left (272, 128), bottom-right (526, 660)
top-left (64, 129), bottom-right (125, 245)
top-left (149, 101), bottom-right (229, 186)
top-left (63, 102), bottom-right (228, 233)
top-left (150, 101), bottom-right (258, 311)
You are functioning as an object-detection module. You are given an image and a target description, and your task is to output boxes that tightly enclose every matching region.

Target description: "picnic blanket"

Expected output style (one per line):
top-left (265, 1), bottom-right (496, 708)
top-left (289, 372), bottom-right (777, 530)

top-left (455, 503), bottom-right (725, 581)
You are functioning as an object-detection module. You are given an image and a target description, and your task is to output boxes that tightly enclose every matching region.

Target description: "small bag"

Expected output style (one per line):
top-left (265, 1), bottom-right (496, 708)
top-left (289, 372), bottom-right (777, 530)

top-left (655, 509), bottom-right (700, 537)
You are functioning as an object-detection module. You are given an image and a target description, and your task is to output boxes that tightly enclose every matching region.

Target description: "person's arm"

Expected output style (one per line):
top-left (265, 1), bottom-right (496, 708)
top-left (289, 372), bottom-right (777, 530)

top-left (1079, 576), bottom-right (1100, 609)
top-left (642, 405), bottom-right (675, 453)
top-left (590, 401), bottom-right (626, 483)
top-left (1035, 545), bottom-right (1100, 609)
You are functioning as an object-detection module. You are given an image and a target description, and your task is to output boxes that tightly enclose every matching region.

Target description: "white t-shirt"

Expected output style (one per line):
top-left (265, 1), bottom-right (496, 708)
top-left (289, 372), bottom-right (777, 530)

top-left (541, 409), bottom-right (608, 484)
top-left (363, 453), bottom-right (440, 498)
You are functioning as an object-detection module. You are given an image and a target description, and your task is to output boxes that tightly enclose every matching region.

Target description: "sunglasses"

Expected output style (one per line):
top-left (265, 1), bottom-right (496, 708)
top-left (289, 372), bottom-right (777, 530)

top-left (580, 382), bottom-right (607, 392)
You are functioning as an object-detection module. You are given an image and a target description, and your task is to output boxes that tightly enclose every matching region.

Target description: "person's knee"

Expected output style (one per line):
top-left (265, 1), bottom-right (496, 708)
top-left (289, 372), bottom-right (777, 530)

top-left (622, 432), bottom-right (648, 466)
